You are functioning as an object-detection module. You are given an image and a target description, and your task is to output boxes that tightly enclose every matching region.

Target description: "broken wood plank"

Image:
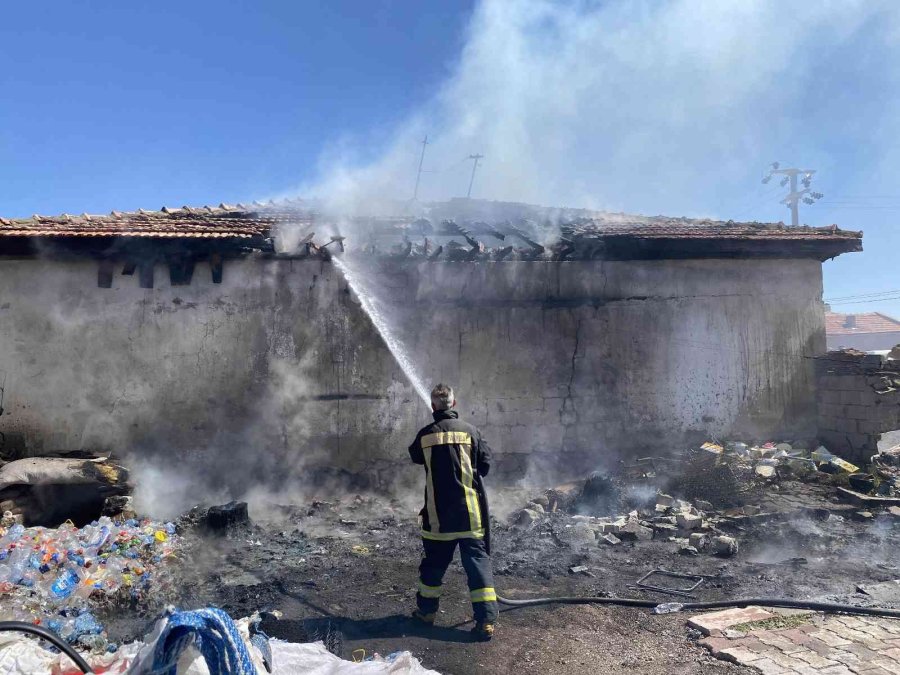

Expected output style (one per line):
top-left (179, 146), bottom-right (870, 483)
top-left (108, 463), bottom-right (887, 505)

top-left (837, 486), bottom-right (900, 506)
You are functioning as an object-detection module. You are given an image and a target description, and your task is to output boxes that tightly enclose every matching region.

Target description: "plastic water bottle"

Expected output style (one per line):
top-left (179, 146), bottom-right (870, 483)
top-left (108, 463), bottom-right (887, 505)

top-left (73, 611), bottom-right (103, 638)
top-left (652, 602), bottom-right (685, 614)
top-left (50, 569), bottom-right (81, 600)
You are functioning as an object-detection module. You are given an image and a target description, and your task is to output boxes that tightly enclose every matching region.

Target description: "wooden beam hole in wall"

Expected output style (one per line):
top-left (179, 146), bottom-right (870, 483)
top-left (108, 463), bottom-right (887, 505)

top-left (210, 253), bottom-right (223, 284)
top-left (138, 262), bottom-right (154, 289)
top-left (97, 260), bottom-right (114, 288)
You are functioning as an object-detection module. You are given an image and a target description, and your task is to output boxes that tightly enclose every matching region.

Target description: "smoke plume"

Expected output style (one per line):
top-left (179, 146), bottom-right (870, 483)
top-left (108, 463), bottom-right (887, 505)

top-left (288, 0), bottom-right (900, 222)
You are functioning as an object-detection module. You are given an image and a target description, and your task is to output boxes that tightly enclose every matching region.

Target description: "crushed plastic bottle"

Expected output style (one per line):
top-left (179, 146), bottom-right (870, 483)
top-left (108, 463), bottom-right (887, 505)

top-left (652, 602), bottom-right (685, 614)
top-left (50, 568), bottom-right (81, 600)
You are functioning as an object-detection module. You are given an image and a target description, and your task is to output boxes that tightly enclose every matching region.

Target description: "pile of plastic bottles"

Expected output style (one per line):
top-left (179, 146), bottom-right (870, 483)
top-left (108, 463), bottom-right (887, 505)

top-left (0, 513), bottom-right (179, 651)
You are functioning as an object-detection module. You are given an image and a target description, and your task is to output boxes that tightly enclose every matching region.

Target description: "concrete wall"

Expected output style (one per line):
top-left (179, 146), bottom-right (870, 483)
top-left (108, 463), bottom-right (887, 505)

top-left (0, 256), bottom-right (825, 508)
top-left (826, 332), bottom-right (900, 352)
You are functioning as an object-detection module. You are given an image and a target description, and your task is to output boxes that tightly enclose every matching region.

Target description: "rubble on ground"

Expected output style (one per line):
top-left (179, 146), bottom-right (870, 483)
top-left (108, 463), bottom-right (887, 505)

top-left (511, 436), bottom-right (900, 566)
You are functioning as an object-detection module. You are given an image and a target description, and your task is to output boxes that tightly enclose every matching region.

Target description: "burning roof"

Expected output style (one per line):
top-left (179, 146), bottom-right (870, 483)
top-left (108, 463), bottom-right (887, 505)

top-left (0, 198), bottom-right (862, 261)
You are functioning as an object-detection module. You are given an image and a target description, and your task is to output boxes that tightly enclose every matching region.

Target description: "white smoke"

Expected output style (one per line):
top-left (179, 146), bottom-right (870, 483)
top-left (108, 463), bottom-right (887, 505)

top-left (286, 0), bottom-right (900, 221)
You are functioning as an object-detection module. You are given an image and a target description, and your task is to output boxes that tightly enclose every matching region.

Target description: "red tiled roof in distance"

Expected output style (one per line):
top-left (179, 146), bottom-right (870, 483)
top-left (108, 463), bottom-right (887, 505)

top-left (826, 311), bottom-right (900, 335)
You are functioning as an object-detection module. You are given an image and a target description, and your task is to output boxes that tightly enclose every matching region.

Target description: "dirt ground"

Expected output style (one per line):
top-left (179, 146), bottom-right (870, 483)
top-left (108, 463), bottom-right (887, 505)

top-left (97, 479), bottom-right (900, 675)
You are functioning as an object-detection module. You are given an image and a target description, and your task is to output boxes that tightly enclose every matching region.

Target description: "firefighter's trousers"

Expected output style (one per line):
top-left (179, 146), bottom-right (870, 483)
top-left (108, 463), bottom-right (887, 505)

top-left (416, 537), bottom-right (498, 623)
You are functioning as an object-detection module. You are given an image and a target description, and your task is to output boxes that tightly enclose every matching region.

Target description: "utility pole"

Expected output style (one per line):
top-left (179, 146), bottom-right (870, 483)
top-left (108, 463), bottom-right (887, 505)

top-left (762, 162), bottom-right (823, 226)
top-left (412, 135), bottom-right (428, 201)
top-left (466, 153), bottom-right (484, 198)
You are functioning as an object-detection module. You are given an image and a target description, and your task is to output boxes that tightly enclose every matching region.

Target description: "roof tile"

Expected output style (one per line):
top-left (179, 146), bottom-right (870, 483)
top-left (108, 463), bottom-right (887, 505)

top-left (826, 312), bottom-right (900, 335)
top-left (0, 200), bottom-right (863, 245)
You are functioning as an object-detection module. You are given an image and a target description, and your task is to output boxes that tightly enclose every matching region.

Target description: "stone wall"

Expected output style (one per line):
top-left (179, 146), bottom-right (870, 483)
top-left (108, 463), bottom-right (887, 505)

top-left (0, 255), bottom-right (826, 512)
top-left (816, 351), bottom-right (900, 464)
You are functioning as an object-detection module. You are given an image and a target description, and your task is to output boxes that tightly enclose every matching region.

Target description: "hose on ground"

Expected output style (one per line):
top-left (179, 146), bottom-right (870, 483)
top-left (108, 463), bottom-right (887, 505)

top-left (0, 621), bottom-right (94, 673)
top-left (497, 595), bottom-right (900, 619)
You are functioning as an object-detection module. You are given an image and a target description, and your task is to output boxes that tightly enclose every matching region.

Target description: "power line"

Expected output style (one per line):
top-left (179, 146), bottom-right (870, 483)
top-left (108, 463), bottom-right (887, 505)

top-left (828, 295), bottom-right (900, 306)
top-left (420, 156), bottom-right (471, 175)
top-left (825, 289), bottom-right (900, 302)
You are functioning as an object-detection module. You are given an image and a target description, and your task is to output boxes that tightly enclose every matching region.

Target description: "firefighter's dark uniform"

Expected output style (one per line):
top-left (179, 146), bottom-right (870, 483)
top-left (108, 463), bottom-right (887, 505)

top-left (408, 409), bottom-right (498, 624)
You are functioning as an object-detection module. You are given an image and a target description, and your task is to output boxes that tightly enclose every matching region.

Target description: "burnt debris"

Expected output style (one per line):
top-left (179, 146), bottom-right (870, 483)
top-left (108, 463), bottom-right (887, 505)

top-left (0, 199), bottom-right (863, 268)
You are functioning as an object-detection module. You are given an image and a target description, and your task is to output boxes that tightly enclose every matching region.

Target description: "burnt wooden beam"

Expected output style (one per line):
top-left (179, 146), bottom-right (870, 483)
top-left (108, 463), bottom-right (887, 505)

top-left (168, 257), bottom-right (195, 286)
top-left (495, 246), bottom-right (514, 261)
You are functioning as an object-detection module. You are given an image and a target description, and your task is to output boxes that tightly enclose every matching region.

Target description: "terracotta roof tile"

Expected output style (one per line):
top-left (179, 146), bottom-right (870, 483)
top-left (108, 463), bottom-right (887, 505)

top-left (0, 200), bottom-right (863, 247)
top-left (0, 200), bottom-right (312, 240)
top-left (826, 312), bottom-right (900, 335)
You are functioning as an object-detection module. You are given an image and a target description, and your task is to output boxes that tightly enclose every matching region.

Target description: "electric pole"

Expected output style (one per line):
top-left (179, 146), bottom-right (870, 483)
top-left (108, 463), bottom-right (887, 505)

top-left (762, 162), bottom-right (823, 226)
top-left (466, 153), bottom-right (484, 198)
top-left (412, 135), bottom-right (429, 201)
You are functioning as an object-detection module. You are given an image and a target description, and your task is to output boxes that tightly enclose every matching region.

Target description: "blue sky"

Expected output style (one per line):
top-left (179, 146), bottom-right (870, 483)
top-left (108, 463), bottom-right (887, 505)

top-left (0, 2), bottom-right (472, 213)
top-left (2, 1), bottom-right (899, 317)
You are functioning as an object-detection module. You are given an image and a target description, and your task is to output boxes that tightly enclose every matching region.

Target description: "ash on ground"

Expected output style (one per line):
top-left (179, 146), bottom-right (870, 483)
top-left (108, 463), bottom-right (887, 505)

top-left (7, 437), bottom-right (900, 674)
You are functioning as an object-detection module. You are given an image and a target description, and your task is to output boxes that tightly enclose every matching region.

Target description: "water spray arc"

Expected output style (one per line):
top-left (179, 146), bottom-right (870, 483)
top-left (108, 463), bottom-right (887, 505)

top-left (331, 255), bottom-right (431, 405)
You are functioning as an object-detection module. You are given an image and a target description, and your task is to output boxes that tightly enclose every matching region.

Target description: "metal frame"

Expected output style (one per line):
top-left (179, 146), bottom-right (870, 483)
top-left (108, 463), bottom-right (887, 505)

top-left (634, 569), bottom-right (705, 599)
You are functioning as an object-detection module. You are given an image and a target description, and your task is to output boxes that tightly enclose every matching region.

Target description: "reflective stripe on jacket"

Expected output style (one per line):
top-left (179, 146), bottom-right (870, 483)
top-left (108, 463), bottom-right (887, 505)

top-left (408, 410), bottom-right (492, 540)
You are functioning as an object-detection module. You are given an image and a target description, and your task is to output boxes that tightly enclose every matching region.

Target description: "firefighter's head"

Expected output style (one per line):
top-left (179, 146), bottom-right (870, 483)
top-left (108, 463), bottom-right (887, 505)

top-left (430, 383), bottom-right (456, 412)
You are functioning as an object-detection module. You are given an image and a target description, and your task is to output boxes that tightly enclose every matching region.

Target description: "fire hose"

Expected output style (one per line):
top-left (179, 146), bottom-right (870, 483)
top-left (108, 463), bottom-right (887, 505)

top-left (0, 620), bottom-right (94, 673)
top-left (476, 482), bottom-right (900, 620)
top-left (495, 594), bottom-right (900, 618)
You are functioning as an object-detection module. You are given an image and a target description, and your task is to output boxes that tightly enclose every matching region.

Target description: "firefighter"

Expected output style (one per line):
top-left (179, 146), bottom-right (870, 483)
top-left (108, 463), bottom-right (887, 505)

top-left (408, 383), bottom-right (498, 641)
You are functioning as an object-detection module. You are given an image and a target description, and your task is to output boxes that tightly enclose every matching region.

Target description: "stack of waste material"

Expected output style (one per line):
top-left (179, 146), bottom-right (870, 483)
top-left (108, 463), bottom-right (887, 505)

top-left (870, 444), bottom-right (900, 497)
top-left (0, 607), bottom-right (441, 674)
top-left (0, 457), bottom-right (131, 526)
top-left (0, 513), bottom-right (178, 653)
top-left (673, 443), bottom-right (757, 508)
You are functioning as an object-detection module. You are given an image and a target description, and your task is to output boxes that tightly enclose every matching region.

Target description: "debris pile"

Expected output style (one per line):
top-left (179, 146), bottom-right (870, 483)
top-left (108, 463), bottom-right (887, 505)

top-left (511, 438), bottom-right (886, 564)
top-left (685, 440), bottom-right (860, 485)
top-left (513, 482), bottom-right (739, 558)
top-left (0, 456), bottom-right (132, 527)
top-left (0, 513), bottom-right (178, 652)
top-left (869, 443), bottom-right (900, 496)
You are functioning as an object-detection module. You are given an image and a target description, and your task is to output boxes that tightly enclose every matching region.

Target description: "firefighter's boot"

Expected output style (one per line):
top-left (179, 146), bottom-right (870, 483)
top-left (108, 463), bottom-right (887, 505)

top-left (411, 609), bottom-right (436, 625)
top-left (471, 621), bottom-right (495, 641)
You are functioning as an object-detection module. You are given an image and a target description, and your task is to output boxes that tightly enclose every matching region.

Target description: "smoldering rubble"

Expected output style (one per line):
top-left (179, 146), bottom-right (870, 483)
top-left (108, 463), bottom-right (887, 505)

top-left (0, 429), bottom-right (899, 672)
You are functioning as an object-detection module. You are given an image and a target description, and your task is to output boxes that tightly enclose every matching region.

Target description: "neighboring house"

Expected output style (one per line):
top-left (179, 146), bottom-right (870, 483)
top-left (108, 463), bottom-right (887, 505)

top-left (0, 199), bottom-right (863, 491)
top-left (825, 311), bottom-right (900, 351)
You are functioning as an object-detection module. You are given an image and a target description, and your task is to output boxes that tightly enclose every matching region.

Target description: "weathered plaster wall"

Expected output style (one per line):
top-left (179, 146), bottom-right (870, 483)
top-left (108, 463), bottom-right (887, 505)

top-left (0, 256), bottom-right (825, 504)
top-left (390, 259), bottom-right (825, 479)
